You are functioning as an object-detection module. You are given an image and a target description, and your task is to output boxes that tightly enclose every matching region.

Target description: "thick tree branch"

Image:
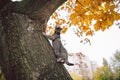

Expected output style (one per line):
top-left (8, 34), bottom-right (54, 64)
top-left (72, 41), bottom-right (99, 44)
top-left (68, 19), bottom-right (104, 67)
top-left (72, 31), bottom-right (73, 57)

top-left (13, 0), bottom-right (66, 15)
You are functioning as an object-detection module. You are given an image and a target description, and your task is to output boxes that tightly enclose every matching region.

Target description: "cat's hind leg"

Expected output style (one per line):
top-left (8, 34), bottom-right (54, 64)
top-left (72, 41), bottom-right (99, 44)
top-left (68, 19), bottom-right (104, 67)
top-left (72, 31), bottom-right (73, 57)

top-left (64, 53), bottom-right (74, 66)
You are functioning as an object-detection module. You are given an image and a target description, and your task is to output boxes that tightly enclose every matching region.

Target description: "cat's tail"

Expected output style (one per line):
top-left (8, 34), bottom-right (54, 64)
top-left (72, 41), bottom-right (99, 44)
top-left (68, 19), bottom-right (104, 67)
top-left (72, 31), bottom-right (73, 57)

top-left (57, 58), bottom-right (74, 66)
top-left (66, 62), bottom-right (74, 66)
top-left (64, 58), bottom-right (74, 66)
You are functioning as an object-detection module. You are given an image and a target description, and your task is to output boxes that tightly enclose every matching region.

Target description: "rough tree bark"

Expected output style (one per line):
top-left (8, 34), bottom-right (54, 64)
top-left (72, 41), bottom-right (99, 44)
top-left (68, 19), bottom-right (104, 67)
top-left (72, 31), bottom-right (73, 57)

top-left (0, 0), bottom-right (73, 80)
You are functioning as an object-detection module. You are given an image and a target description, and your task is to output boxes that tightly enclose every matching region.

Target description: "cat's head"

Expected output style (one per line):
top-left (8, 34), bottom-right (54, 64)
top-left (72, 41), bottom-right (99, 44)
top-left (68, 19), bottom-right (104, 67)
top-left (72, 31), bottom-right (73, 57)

top-left (55, 27), bottom-right (62, 34)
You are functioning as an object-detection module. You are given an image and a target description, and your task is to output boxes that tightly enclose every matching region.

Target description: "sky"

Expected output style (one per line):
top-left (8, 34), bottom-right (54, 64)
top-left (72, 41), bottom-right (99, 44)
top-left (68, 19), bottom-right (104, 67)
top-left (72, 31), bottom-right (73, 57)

top-left (61, 25), bottom-right (120, 66)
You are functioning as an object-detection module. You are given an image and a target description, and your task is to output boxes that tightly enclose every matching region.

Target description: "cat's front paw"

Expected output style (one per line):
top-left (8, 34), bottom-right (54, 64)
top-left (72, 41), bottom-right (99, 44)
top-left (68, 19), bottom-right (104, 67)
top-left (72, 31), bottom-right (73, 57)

top-left (57, 58), bottom-right (64, 63)
top-left (42, 32), bottom-right (46, 36)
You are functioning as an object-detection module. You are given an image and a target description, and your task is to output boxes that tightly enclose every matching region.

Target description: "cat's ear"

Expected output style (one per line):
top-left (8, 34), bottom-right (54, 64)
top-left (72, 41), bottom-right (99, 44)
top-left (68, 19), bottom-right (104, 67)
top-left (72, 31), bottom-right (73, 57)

top-left (55, 27), bottom-right (62, 31)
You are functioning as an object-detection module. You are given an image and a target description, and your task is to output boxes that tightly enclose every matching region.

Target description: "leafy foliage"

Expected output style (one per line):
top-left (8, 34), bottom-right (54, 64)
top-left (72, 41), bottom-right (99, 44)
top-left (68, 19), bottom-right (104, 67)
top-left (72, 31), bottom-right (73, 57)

top-left (94, 66), bottom-right (112, 80)
top-left (47, 0), bottom-right (120, 37)
top-left (94, 58), bottom-right (112, 80)
top-left (70, 72), bottom-right (82, 80)
top-left (110, 50), bottom-right (120, 80)
top-left (93, 52), bottom-right (120, 80)
top-left (70, 0), bottom-right (120, 36)
top-left (103, 58), bottom-right (109, 67)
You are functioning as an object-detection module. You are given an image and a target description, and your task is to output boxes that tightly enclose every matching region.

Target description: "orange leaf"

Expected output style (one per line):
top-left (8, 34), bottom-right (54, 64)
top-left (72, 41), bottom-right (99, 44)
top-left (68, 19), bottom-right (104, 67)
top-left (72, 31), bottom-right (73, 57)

top-left (55, 21), bottom-right (60, 25)
top-left (51, 12), bottom-right (58, 19)
top-left (101, 22), bottom-right (106, 31)
top-left (70, 13), bottom-right (78, 20)
top-left (61, 27), bottom-right (68, 34)
top-left (61, 6), bottom-right (64, 10)
top-left (86, 30), bottom-right (93, 36)
top-left (83, 26), bottom-right (90, 32)
top-left (59, 19), bottom-right (66, 24)
top-left (94, 21), bottom-right (101, 31)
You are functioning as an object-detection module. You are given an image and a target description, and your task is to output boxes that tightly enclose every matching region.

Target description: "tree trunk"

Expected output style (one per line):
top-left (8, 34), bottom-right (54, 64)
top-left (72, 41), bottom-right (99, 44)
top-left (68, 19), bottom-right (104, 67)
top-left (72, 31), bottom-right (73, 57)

top-left (0, 0), bottom-right (73, 80)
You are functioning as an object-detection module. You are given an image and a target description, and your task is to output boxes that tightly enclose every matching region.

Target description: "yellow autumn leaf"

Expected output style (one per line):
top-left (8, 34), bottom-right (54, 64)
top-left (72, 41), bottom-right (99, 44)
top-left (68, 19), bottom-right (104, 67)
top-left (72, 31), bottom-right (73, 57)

top-left (78, 0), bottom-right (82, 3)
top-left (75, 5), bottom-right (81, 13)
top-left (51, 12), bottom-right (58, 19)
top-left (84, 18), bottom-right (91, 25)
top-left (70, 13), bottom-right (81, 25)
top-left (93, 14), bottom-right (99, 20)
top-left (101, 22), bottom-right (106, 31)
top-left (113, 13), bottom-right (120, 20)
top-left (55, 21), bottom-right (60, 25)
top-left (94, 21), bottom-right (101, 31)
top-left (58, 19), bottom-right (66, 25)
top-left (83, 26), bottom-right (90, 32)
top-left (84, 0), bottom-right (92, 6)
top-left (86, 30), bottom-right (93, 36)
top-left (75, 1), bottom-right (87, 14)
top-left (110, 5), bottom-right (115, 11)
top-left (106, 18), bottom-right (113, 26)
top-left (70, 13), bottom-right (78, 20)
top-left (51, 15), bottom-right (56, 19)
top-left (73, 18), bottom-right (79, 25)
top-left (60, 6), bottom-right (64, 10)
top-left (46, 25), bottom-right (54, 33)
top-left (61, 27), bottom-right (68, 34)
top-left (105, 2), bottom-right (112, 11)
top-left (102, 13), bottom-right (107, 20)
top-left (99, 6), bottom-right (105, 10)
top-left (66, 0), bottom-right (72, 5)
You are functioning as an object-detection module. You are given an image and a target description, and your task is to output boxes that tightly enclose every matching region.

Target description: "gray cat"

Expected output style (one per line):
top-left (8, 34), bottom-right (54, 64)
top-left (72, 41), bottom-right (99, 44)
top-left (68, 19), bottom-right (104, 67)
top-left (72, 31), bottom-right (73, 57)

top-left (43, 27), bottom-right (74, 66)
